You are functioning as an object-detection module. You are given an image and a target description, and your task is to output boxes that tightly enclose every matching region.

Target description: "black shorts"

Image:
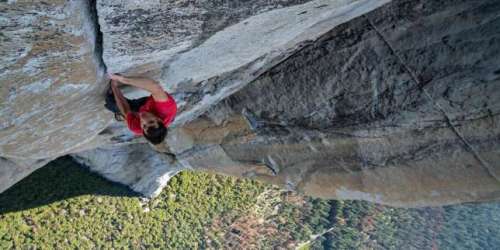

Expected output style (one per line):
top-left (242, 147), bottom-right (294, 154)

top-left (104, 90), bottom-right (148, 114)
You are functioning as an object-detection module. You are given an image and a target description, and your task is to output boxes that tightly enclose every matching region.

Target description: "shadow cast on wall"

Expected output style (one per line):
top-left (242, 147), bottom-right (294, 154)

top-left (0, 157), bottom-right (139, 215)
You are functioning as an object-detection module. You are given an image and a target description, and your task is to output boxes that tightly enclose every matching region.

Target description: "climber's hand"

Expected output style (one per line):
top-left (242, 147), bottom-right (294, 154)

top-left (108, 73), bottom-right (126, 83)
top-left (110, 79), bottom-right (120, 88)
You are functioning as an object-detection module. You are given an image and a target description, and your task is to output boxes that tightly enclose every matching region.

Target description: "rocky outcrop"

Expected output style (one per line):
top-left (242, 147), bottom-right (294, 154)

top-left (0, 0), bottom-right (110, 191)
top-left (97, 0), bottom-right (312, 76)
top-left (98, 0), bottom-right (391, 124)
top-left (0, 157), bottom-right (52, 193)
top-left (1, 0), bottom-right (500, 207)
top-left (187, 0), bottom-right (500, 207)
top-left (72, 143), bottom-right (182, 197)
top-left (170, 115), bottom-right (500, 207)
top-left (70, 0), bottom-right (393, 197)
top-left (167, 0), bottom-right (500, 206)
top-left (206, 0), bottom-right (500, 207)
top-left (0, 0), bottom-right (108, 157)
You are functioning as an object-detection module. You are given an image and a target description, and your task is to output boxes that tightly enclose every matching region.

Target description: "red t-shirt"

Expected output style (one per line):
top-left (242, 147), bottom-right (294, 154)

top-left (126, 93), bottom-right (177, 135)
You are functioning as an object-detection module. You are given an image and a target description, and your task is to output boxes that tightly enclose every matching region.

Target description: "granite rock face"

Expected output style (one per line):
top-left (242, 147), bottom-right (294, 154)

top-left (72, 143), bottom-right (182, 197)
top-left (68, 0), bottom-right (392, 198)
top-left (170, 0), bottom-right (500, 207)
top-left (0, 157), bottom-right (52, 194)
top-left (1, 0), bottom-right (500, 207)
top-left (0, 0), bottom-right (110, 192)
top-left (98, 0), bottom-right (391, 125)
top-left (97, 0), bottom-right (312, 76)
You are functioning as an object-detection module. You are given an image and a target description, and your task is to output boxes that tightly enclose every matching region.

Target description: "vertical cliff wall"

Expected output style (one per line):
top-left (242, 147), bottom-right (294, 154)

top-left (193, 0), bottom-right (500, 207)
top-left (184, 0), bottom-right (500, 207)
top-left (68, 0), bottom-right (394, 197)
top-left (1, 0), bottom-right (499, 207)
top-left (0, 0), bottom-right (110, 192)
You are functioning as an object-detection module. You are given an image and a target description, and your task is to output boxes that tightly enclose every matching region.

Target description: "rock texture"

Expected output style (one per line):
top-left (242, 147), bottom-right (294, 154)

top-left (0, 0), bottom-right (108, 158)
top-left (97, 0), bottom-right (312, 76)
top-left (1, 0), bottom-right (500, 207)
top-left (98, 0), bottom-right (391, 124)
top-left (0, 0), bottom-right (110, 192)
top-left (72, 143), bottom-right (182, 197)
top-left (166, 115), bottom-right (500, 207)
top-left (68, 0), bottom-right (392, 198)
top-left (0, 157), bottom-right (52, 194)
top-left (170, 0), bottom-right (500, 206)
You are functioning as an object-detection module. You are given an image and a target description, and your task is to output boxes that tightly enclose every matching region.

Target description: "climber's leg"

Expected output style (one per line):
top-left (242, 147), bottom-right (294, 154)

top-left (104, 86), bottom-right (120, 114)
top-left (104, 87), bottom-right (127, 121)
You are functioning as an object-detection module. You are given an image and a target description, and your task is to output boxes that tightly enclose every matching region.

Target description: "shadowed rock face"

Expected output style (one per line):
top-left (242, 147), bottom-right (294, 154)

top-left (0, 157), bottom-right (52, 194)
top-left (1, 0), bottom-right (500, 207)
top-left (175, 0), bottom-right (500, 207)
top-left (71, 143), bottom-right (181, 197)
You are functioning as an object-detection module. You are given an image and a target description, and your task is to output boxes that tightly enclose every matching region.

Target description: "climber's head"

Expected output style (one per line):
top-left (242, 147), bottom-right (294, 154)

top-left (140, 111), bottom-right (167, 145)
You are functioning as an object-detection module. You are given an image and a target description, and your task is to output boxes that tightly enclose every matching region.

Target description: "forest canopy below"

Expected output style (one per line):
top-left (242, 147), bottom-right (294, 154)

top-left (1, 158), bottom-right (499, 249)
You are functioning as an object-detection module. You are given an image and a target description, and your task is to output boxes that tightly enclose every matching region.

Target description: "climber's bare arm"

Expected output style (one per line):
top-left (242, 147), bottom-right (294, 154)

top-left (109, 74), bottom-right (168, 101)
top-left (111, 80), bottom-right (131, 118)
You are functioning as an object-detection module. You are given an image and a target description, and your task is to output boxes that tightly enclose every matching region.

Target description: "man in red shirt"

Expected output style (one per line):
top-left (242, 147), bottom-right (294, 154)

top-left (104, 74), bottom-right (177, 145)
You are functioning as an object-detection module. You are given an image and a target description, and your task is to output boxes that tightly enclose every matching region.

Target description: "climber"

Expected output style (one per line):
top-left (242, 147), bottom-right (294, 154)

top-left (104, 74), bottom-right (177, 145)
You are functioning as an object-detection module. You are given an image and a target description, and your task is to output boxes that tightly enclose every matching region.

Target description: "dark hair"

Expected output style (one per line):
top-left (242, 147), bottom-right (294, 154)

top-left (143, 122), bottom-right (167, 145)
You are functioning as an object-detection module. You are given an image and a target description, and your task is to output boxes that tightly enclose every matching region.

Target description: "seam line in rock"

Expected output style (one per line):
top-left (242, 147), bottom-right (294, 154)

top-left (89, 0), bottom-right (107, 73)
top-left (364, 15), bottom-right (500, 184)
